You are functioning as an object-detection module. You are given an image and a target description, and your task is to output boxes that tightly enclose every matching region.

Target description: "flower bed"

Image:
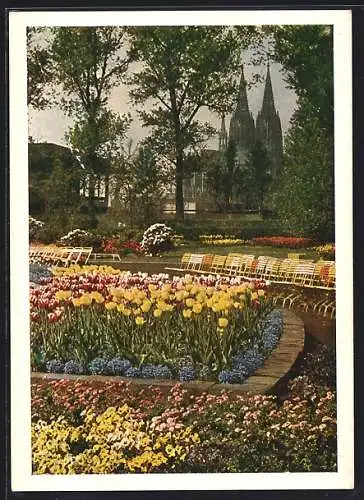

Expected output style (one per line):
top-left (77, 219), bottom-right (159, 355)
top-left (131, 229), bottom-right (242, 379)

top-left (31, 377), bottom-right (336, 473)
top-left (249, 236), bottom-right (313, 248)
top-left (30, 266), bottom-right (280, 384)
top-left (311, 243), bottom-right (335, 260)
top-left (199, 234), bottom-right (246, 246)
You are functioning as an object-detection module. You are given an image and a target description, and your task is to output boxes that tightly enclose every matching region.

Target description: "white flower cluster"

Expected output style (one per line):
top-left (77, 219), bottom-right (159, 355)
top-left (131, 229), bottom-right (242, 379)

top-left (141, 223), bottom-right (175, 255)
top-left (29, 216), bottom-right (44, 238)
top-left (59, 228), bottom-right (91, 246)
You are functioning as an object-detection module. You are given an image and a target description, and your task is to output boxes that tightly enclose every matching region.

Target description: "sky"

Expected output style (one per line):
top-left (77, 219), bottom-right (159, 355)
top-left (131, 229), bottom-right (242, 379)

top-left (28, 51), bottom-right (297, 151)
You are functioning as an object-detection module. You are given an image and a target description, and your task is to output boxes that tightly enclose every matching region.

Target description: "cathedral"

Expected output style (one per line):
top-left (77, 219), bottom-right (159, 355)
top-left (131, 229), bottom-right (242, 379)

top-left (220, 62), bottom-right (283, 178)
top-left (166, 62), bottom-right (284, 214)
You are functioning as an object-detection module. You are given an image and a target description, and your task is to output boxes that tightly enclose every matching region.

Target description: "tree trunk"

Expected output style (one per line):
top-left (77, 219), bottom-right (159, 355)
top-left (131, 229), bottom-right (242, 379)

top-left (175, 153), bottom-right (184, 221)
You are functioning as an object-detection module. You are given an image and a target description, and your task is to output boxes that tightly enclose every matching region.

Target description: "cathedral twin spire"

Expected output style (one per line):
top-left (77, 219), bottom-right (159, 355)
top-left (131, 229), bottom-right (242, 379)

top-left (220, 62), bottom-right (283, 177)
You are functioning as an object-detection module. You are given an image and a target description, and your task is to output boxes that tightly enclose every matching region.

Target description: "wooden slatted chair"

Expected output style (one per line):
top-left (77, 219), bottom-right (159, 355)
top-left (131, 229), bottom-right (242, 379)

top-left (165, 253), bottom-right (192, 273)
top-left (312, 260), bottom-right (335, 289)
top-left (223, 254), bottom-right (244, 277)
top-left (252, 255), bottom-right (270, 280)
top-left (262, 257), bottom-right (282, 282)
top-left (238, 255), bottom-right (257, 280)
top-left (209, 254), bottom-right (227, 275)
top-left (291, 260), bottom-right (316, 287)
top-left (54, 247), bottom-right (75, 267)
top-left (271, 258), bottom-right (293, 284)
top-left (185, 253), bottom-right (204, 272)
top-left (193, 253), bottom-right (214, 274)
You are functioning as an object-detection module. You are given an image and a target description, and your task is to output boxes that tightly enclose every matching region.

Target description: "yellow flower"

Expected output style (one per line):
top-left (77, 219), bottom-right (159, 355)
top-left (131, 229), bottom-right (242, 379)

top-left (182, 309), bottom-right (193, 319)
top-left (185, 298), bottom-right (194, 308)
top-left (79, 293), bottom-right (92, 306)
top-left (218, 317), bottom-right (229, 328)
top-left (72, 297), bottom-right (82, 307)
top-left (91, 291), bottom-right (104, 303)
top-left (251, 292), bottom-right (258, 300)
top-left (141, 300), bottom-right (152, 313)
top-left (258, 289), bottom-right (265, 297)
top-left (153, 308), bottom-right (162, 318)
top-left (192, 302), bottom-right (203, 314)
top-left (135, 316), bottom-right (145, 326)
top-left (105, 301), bottom-right (117, 311)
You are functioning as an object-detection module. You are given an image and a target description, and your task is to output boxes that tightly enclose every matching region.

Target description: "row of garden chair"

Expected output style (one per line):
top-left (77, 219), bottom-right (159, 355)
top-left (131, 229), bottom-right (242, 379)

top-left (29, 245), bottom-right (93, 267)
top-left (166, 253), bottom-right (336, 290)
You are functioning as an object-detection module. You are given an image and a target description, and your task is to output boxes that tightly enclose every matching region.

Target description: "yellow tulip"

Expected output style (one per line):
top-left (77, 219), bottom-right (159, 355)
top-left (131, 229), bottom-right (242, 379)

top-left (135, 316), bottom-right (145, 326)
top-left (72, 297), bottom-right (81, 307)
top-left (91, 291), bottom-right (104, 303)
top-left (182, 309), bottom-right (193, 319)
top-left (185, 298), bottom-right (194, 308)
top-left (218, 317), bottom-right (229, 328)
top-left (251, 292), bottom-right (258, 301)
top-left (192, 302), bottom-right (203, 314)
top-left (80, 294), bottom-right (92, 306)
top-left (105, 301), bottom-right (117, 311)
top-left (123, 308), bottom-right (131, 316)
top-left (153, 308), bottom-right (162, 318)
top-left (258, 289), bottom-right (265, 297)
top-left (141, 300), bottom-right (152, 313)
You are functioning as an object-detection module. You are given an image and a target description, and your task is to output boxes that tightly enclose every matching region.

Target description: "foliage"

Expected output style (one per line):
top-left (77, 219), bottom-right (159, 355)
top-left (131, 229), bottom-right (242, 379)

top-left (30, 270), bottom-right (273, 379)
top-left (127, 26), bottom-right (259, 219)
top-left (29, 216), bottom-right (45, 240)
top-left (167, 218), bottom-right (286, 242)
top-left (112, 141), bottom-right (170, 228)
top-left (273, 110), bottom-right (334, 240)
top-left (206, 139), bottom-right (241, 211)
top-left (29, 142), bottom-right (83, 221)
top-left (301, 343), bottom-right (336, 390)
top-left (269, 26), bottom-right (334, 241)
top-left (246, 140), bottom-right (272, 212)
top-left (140, 223), bottom-right (175, 255)
top-left (50, 27), bottom-right (131, 226)
top-left (27, 27), bottom-right (54, 109)
top-left (271, 25), bottom-right (333, 132)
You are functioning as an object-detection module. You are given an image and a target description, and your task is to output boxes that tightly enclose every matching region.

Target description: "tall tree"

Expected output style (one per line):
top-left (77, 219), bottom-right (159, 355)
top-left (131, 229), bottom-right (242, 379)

top-left (271, 25), bottom-right (333, 131)
top-left (273, 107), bottom-right (334, 240)
top-left (127, 26), bottom-right (257, 219)
top-left (50, 27), bottom-right (130, 227)
top-left (27, 27), bottom-right (54, 109)
top-left (269, 25), bottom-right (334, 239)
top-left (246, 141), bottom-right (272, 213)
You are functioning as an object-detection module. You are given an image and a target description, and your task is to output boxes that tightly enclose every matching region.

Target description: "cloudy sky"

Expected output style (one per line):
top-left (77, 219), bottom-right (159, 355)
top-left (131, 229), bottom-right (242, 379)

top-left (28, 53), bottom-right (297, 151)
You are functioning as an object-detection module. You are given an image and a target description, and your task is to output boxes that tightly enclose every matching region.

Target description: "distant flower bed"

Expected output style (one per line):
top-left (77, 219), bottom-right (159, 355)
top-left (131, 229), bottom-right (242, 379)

top-left (29, 263), bottom-right (53, 284)
top-left (120, 240), bottom-right (143, 255)
top-left (249, 236), bottom-right (313, 248)
top-left (31, 377), bottom-right (336, 473)
top-left (199, 234), bottom-right (245, 246)
top-left (312, 243), bottom-right (335, 260)
top-left (30, 267), bottom-right (279, 383)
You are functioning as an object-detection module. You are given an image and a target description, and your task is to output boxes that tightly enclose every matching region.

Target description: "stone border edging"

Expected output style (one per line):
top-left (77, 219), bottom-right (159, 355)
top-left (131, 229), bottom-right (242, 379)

top-left (31, 309), bottom-right (305, 395)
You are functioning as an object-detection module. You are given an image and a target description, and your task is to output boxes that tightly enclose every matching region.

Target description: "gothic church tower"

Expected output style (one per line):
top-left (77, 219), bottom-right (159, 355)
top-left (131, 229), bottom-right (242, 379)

top-left (228, 64), bottom-right (256, 166)
top-left (255, 62), bottom-right (283, 177)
